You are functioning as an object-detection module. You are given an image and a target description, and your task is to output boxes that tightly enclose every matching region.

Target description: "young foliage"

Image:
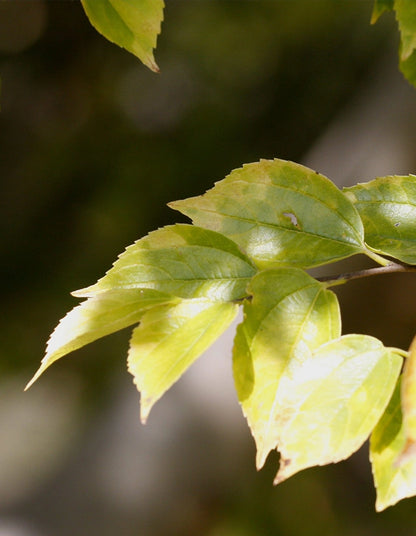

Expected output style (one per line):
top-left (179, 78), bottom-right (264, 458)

top-left (128, 299), bottom-right (238, 423)
top-left (233, 268), bottom-right (341, 469)
top-left (29, 158), bottom-right (416, 510)
top-left (170, 160), bottom-right (367, 269)
top-left (26, 289), bottom-right (176, 390)
top-left (273, 335), bottom-right (401, 485)
top-left (80, 0), bottom-right (164, 72)
top-left (74, 224), bottom-right (256, 302)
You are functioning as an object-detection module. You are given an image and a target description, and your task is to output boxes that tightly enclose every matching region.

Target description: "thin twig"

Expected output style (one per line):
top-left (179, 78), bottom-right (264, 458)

top-left (319, 261), bottom-right (416, 287)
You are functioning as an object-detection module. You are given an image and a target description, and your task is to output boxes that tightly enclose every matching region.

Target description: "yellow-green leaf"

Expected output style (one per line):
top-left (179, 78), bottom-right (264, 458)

top-left (170, 159), bottom-right (365, 269)
top-left (232, 268), bottom-right (341, 469)
top-left (397, 336), bottom-right (416, 464)
top-left (74, 224), bottom-right (256, 302)
top-left (274, 337), bottom-right (402, 484)
top-left (370, 378), bottom-right (416, 511)
top-left (80, 0), bottom-right (164, 72)
top-left (128, 299), bottom-right (238, 423)
top-left (26, 289), bottom-right (176, 389)
top-left (344, 175), bottom-right (416, 264)
top-left (395, 0), bottom-right (416, 60)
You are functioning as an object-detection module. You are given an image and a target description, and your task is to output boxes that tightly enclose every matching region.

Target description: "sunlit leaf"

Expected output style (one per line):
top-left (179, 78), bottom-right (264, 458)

top-left (274, 337), bottom-right (402, 484)
top-left (26, 289), bottom-right (176, 389)
top-left (232, 268), bottom-right (341, 469)
top-left (80, 0), bottom-right (164, 72)
top-left (371, 0), bottom-right (394, 24)
top-left (128, 299), bottom-right (238, 422)
top-left (395, 0), bottom-right (416, 60)
top-left (74, 224), bottom-right (256, 302)
top-left (397, 336), bottom-right (416, 464)
top-left (344, 175), bottom-right (416, 264)
top-left (170, 159), bottom-right (365, 269)
top-left (370, 378), bottom-right (416, 511)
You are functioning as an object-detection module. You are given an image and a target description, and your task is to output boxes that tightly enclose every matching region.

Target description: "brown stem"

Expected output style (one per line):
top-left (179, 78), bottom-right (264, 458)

top-left (319, 261), bottom-right (416, 287)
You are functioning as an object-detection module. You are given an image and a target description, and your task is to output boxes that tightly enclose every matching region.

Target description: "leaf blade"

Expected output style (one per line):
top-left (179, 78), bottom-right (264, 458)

top-left (397, 336), bottom-right (416, 464)
top-left (128, 299), bottom-right (238, 422)
top-left (370, 378), bottom-right (416, 511)
top-left (80, 0), bottom-right (164, 71)
top-left (26, 289), bottom-right (176, 389)
top-left (170, 159), bottom-right (365, 269)
top-left (74, 224), bottom-right (256, 302)
top-left (232, 268), bottom-right (341, 468)
top-left (275, 338), bottom-right (402, 483)
top-left (344, 175), bottom-right (416, 264)
top-left (395, 0), bottom-right (416, 60)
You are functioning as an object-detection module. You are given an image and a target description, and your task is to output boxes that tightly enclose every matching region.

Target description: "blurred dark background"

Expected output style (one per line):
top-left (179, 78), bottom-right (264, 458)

top-left (1, 1), bottom-right (416, 535)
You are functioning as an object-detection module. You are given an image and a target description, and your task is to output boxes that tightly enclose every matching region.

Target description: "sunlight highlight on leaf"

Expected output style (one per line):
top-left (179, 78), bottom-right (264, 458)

top-left (26, 289), bottom-right (176, 389)
top-left (170, 159), bottom-right (365, 269)
top-left (274, 337), bottom-right (401, 483)
top-left (74, 224), bottom-right (256, 302)
top-left (344, 175), bottom-right (416, 264)
top-left (232, 268), bottom-right (341, 469)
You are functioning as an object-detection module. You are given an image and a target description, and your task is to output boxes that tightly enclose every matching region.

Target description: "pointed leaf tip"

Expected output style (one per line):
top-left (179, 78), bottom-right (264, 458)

top-left (371, 0), bottom-right (394, 24)
top-left (128, 299), bottom-right (239, 421)
top-left (80, 0), bottom-right (164, 71)
top-left (27, 289), bottom-right (176, 389)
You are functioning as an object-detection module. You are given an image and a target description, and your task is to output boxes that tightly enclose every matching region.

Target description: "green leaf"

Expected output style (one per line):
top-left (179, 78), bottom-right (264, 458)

top-left (274, 337), bottom-right (402, 484)
top-left (395, 0), bottom-right (416, 60)
top-left (169, 159), bottom-right (365, 270)
top-left (80, 0), bottom-right (164, 72)
top-left (370, 378), bottom-right (416, 511)
top-left (371, 0), bottom-right (394, 23)
top-left (26, 289), bottom-right (176, 389)
top-left (400, 48), bottom-right (416, 87)
top-left (128, 299), bottom-right (238, 422)
top-left (74, 224), bottom-right (256, 302)
top-left (396, 336), bottom-right (416, 464)
top-left (233, 268), bottom-right (341, 468)
top-left (344, 175), bottom-right (416, 264)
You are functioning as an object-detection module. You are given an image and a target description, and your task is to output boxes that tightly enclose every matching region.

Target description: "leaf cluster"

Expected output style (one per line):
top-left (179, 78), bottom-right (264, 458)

top-left (28, 159), bottom-right (416, 510)
top-left (21, 0), bottom-right (416, 514)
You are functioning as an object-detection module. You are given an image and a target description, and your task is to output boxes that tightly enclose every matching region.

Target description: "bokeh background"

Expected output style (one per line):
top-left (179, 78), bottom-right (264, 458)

top-left (1, 1), bottom-right (416, 535)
